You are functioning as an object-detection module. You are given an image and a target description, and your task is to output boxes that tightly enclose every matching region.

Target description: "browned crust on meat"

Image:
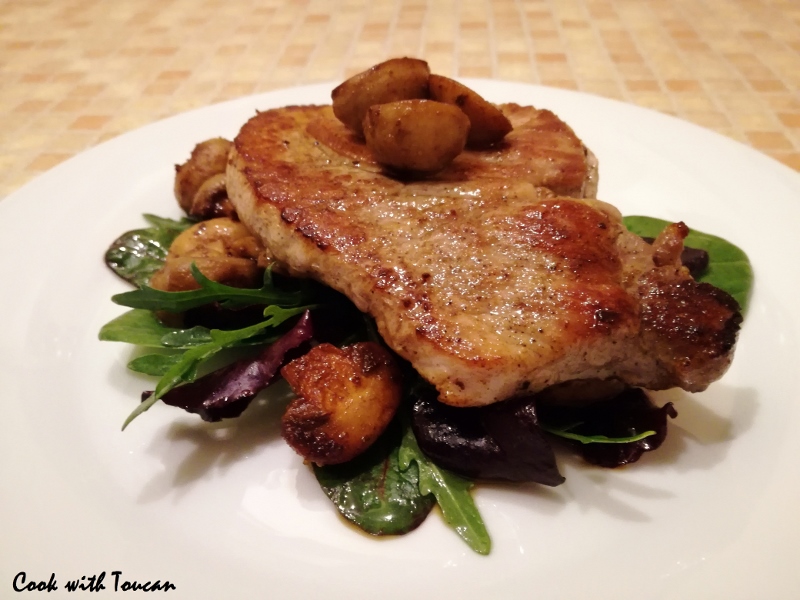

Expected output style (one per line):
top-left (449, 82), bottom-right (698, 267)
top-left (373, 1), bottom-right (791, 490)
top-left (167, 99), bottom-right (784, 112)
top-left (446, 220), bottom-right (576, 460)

top-left (226, 104), bottom-right (740, 406)
top-left (638, 269), bottom-right (742, 391)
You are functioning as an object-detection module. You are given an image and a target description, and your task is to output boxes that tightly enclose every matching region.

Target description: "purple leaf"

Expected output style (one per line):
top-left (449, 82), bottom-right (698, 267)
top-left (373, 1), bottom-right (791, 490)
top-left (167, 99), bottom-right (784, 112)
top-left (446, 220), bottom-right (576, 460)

top-left (153, 311), bottom-right (313, 421)
top-left (539, 388), bottom-right (678, 468)
top-left (410, 388), bottom-right (565, 486)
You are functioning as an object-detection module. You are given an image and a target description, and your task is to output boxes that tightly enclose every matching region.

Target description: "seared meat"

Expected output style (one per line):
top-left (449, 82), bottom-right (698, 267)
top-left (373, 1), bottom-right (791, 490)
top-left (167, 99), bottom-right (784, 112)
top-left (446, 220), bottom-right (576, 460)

top-left (226, 104), bottom-right (740, 407)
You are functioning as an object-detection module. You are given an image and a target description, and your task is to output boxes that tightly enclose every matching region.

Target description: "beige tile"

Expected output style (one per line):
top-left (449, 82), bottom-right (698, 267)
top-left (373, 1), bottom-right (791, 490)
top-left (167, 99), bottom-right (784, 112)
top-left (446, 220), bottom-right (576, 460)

top-left (683, 110), bottom-right (732, 130)
top-left (747, 131), bottom-right (794, 151)
top-left (774, 152), bottom-right (800, 171)
top-left (778, 113), bottom-right (800, 128)
top-left (68, 115), bottom-right (112, 130)
top-left (25, 152), bottom-right (70, 172)
top-left (626, 80), bottom-right (661, 92)
top-left (2, 0), bottom-right (800, 199)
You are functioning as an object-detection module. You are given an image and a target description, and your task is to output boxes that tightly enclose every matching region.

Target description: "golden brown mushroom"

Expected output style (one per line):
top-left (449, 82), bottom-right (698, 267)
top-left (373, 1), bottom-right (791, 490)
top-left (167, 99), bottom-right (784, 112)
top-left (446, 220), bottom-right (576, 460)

top-left (281, 342), bottom-right (403, 465)
top-left (174, 138), bottom-right (236, 219)
top-left (149, 217), bottom-right (268, 292)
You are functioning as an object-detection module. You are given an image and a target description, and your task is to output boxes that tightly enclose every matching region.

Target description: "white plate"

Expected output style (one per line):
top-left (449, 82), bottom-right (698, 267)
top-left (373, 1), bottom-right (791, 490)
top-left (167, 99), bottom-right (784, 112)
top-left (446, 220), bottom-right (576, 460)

top-left (1, 81), bottom-right (799, 599)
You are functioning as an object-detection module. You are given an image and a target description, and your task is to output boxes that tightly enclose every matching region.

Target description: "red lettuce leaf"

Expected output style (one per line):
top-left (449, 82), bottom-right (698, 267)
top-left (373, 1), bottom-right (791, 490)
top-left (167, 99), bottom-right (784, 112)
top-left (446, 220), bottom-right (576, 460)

top-left (410, 387), bottom-right (565, 486)
top-left (143, 311), bottom-right (313, 421)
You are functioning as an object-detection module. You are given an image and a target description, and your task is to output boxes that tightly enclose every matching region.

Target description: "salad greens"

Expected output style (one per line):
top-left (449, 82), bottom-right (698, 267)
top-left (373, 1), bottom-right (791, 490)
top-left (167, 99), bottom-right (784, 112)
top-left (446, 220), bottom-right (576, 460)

top-left (101, 214), bottom-right (493, 553)
top-left (398, 419), bottom-right (491, 554)
top-left (314, 412), bottom-right (491, 552)
top-left (313, 420), bottom-right (436, 536)
top-left (101, 212), bottom-right (751, 555)
top-left (152, 311), bottom-right (314, 422)
top-left (537, 389), bottom-right (678, 468)
top-left (105, 214), bottom-right (195, 287)
top-left (126, 353), bottom-right (184, 377)
top-left (121, 305), bottom-right (311, 429)
top-left (541, 423), bottom-right (656, 444)
top-left (112, 264), bottom-right (312, 312)
top-left (99, 308), bottom-right (291, 377)
top-left (100, 309), bottom-right (187, 348)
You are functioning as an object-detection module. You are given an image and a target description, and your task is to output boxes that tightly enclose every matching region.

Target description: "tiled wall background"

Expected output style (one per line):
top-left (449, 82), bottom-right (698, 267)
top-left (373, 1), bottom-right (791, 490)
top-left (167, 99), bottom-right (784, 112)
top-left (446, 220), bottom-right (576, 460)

top-left (1, 0), bottom-right (799, 199)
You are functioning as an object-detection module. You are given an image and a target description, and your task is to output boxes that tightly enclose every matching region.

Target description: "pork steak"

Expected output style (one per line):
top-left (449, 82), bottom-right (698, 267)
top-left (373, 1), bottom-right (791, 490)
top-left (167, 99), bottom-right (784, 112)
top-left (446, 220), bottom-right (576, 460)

top-left (226, 104), bottom-right (741, 407)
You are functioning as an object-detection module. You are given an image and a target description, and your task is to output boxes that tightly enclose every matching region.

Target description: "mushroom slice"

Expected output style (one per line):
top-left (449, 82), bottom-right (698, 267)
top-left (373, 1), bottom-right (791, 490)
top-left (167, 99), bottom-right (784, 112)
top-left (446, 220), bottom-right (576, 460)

top-left (174, 137), bottom-right (235, 219)
top-left (331, 57), bottom-right (430, 136)
top-left (363, 99), bottom-right (470, 173)
top-left (149, 217), bottom-right (266, 292)
top-left (190, 172), bottom-right (236, 219)
top-left (428, 74), bottom-right (512, 147)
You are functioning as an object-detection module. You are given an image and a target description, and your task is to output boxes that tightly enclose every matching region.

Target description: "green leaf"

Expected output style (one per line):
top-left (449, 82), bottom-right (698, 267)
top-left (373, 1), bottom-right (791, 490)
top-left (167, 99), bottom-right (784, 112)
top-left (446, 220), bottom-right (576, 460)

top-left (99, 309), bottom-right (180, 347)
top-left (121, 305), bottom-right (311, 430)
top-left (111, 264), bottom-right (310, 313)
top-left (314, 422), bottom-right (436, 536)
top-left (105, 215), bottom-right (195, 287)
top-left (398, 422), bottom-right (491, 555)
top-left (541, 422), bottom-right (656, 444)
top-left (159, 326), bottom-right (214, 347)
top-left (142, 213), bottom-right (195, 231)
top-left (99, 309), bottom-right (284, 356)
top-left (127, 353), bottom-right (184, 376)
top-left (623, 215), bottom-right (753, 312)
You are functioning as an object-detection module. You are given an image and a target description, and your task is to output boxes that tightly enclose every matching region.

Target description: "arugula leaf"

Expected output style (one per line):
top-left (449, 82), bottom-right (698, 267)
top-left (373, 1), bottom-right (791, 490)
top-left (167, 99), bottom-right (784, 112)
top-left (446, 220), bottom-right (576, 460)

top-left (127, 353), bottom-right (184, 376)
top-left (314, 422), bottom-right (436, 536)
top-left (159, 326), bottom-right (214, 347)
top-left (121, 305), bottom-right (311, 429)
top-left (105, 214), bottom-right (195, 287)
top-left (623, 215), bottom-right (753, 312)
top-left (154, 310), bottom-right (314, 422)
top-left (541, 423), bottom-right (656, 444)
top-left (99, 309), bottom-right (283, 352)
top-left (398, 422), bottom-right (491, 555)
top-left (538, 389), bottom-right (678, 468)
top-left (111, 264), bottom-right (311, 313)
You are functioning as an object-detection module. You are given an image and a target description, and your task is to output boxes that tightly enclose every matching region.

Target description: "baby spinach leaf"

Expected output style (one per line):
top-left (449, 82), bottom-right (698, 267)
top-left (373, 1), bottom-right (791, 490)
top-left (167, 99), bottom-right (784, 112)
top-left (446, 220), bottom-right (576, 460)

top-left (142, 214), bottom-right (194, 231)
top-left (105, 214), bottom-right (195, 287)
top-left (314, 421), bottom-right (436, 536)
top-left (99, 309), bottom-right (179, 347)
top-left (623, 215), bottom-right (753, 312)
top-left (399, 422), bottom-right (491, 555)
top-left (111, 264), bottom-right (311, 312)
top-left (314, 415), bottom-right (491, 552)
